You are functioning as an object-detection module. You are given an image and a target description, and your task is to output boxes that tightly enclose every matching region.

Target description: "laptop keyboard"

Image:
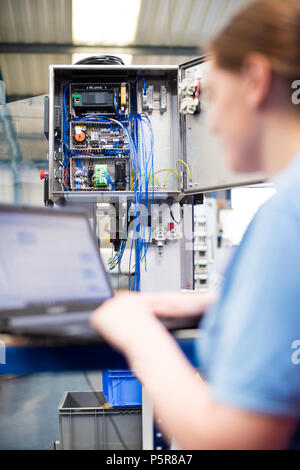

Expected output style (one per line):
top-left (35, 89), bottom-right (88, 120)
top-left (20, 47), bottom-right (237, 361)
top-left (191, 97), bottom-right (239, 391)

top-left (8, 311), bottom-right (100, 339)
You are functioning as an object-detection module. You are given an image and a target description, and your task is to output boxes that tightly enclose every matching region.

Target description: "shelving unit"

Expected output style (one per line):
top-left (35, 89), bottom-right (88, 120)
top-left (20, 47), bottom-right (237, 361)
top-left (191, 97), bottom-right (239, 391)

top-left (194, 199), bottom-right (217, 291)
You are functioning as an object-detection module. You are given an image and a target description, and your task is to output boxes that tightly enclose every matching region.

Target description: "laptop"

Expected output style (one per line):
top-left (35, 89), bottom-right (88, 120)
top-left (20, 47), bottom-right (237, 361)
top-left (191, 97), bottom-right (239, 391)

top-left (0, 204), bottom-right (113, 341)
top-left (0, 204), bottom-right (200, 342)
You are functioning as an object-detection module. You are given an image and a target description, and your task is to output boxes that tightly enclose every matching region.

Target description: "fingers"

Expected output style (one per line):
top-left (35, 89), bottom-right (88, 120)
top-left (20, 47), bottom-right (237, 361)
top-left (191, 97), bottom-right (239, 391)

top-left (89, 292), bottom-right (161, 355)
top-left (144, 292), bottom-right (195, 318)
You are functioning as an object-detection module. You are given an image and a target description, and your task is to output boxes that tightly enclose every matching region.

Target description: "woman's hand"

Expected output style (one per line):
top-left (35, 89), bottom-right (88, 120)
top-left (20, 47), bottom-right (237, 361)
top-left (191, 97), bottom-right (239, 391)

top-left (89, 292), bottom-right (165, 357)
top-left (143, 290), bottom-right (217, 318)
top-left (89, 290), bottom-right (217, 359)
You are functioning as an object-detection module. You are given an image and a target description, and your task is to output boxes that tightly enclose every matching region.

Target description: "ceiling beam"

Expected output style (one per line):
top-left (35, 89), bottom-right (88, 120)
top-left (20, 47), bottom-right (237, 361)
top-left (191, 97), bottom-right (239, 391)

top-left (0, 43), bottom-right (201, 56)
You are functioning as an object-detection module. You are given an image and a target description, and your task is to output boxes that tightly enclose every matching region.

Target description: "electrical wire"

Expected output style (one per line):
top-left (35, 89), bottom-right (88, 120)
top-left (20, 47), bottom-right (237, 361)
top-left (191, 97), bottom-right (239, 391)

top-left (108, 203), bottom-right (131, 270)
top-left (169, 205), bottom-right (182, 225)
top-left (114, 93), bottom-right (121, 117)
top-left (130, 112), bottom-right (155, 288)
top-left (154, 168), bottom-right (180, 189)
top-left (148, 173), bottom-right (160, 186)
top-left (104, 171), bottom-right (115, 191)
top-left (74, 55), bottom-right (125, 66)
top-left (61, 82), bottom-right (156, 291)
top-left (176, 159), bottom-right (192, 178)
top-left (176, 159), bottom-right (192, 182)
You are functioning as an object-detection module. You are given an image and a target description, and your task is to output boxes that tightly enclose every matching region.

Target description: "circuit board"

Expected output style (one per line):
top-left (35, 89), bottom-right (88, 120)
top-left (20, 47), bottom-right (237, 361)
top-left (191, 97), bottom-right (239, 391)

top-left (70, 156), bottom-right (129, 191)
top-left (69, 120), bottom-right (129, 152)
top-left (56, 80), bottom-right (132, 191)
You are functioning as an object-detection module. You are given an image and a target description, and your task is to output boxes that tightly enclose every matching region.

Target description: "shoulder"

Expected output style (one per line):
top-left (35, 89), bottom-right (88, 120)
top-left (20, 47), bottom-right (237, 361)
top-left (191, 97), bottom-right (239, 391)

top-left (252, 189), bottom-right (300, 233)
top-left (262, 160), bottom-right (300, 221)
top-left (225, 190), bottom-right (300, 305)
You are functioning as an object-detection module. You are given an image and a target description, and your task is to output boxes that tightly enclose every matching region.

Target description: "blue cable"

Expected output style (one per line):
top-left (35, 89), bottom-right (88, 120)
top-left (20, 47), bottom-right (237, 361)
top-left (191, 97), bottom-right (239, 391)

top-left (62, 85), bottom-right (155, 290)
top-left (114, 93), bottom-right (121, 117)
top-left (142, 77), bottom-right (147, 96)
top-left (104, 171), bottom-right (115, 191)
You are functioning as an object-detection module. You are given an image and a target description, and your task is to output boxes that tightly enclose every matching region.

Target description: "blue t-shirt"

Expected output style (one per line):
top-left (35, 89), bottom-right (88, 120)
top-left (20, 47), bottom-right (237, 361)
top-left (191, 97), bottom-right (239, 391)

top-left (196, 151), bottom-right (300, 449)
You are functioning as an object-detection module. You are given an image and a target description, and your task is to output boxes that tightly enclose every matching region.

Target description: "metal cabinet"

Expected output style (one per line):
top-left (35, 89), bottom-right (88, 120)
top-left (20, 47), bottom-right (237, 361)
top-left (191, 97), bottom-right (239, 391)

top-left (47, 59), bottom-right (264, 204)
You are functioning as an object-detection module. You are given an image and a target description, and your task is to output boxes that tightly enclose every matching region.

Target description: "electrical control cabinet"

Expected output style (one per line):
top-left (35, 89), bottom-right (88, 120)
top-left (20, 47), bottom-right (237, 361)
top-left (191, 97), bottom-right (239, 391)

top-left (48, 59), bottom-right (264, 203)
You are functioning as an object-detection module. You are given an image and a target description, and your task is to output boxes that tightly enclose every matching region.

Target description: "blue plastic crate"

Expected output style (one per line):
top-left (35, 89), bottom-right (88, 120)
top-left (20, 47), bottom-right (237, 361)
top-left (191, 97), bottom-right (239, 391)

top-left (102, 369), bottom-right (142, 407)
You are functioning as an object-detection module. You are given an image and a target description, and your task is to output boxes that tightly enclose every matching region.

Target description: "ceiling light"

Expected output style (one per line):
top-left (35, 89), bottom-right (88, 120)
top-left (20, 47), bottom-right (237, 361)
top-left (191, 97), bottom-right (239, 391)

top-left (72, 0), bottom-right (141, 46)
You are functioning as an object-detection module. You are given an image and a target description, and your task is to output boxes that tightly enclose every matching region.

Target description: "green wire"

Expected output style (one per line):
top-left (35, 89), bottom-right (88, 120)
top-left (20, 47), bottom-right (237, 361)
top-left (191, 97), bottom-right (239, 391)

top-left (154, 168), bottom-right (180, 188)
top-left (164, 170), bottom-right (176, 186)
top-left (176, 159), bottom-right (192, 179)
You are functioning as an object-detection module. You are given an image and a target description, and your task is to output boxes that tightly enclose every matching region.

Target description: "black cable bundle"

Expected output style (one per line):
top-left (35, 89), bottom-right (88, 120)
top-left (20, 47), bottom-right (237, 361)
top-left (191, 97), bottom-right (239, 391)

top-left (74, 55), bottom-right (125, 65)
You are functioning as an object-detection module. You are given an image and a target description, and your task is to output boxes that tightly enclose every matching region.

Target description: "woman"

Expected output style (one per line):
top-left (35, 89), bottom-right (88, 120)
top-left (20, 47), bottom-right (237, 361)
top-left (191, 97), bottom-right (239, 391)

top-left (91, 0), bottom-right (300, 449)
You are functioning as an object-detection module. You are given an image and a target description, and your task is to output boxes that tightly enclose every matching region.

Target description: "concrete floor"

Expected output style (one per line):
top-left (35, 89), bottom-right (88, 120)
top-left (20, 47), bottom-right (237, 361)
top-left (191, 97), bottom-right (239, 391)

top-left (0, 371), bottom-right (102, 450)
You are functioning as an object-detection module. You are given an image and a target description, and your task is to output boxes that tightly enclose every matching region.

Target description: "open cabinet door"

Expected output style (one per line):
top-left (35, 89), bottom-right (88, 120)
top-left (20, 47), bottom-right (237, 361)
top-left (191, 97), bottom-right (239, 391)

top-left (179, 57), bottom-right (265, 194)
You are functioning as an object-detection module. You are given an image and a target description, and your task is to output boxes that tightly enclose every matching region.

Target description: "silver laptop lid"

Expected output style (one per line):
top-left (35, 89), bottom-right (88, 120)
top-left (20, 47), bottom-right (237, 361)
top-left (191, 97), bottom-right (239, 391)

top-left (0, 204), bottom-right (113, 320)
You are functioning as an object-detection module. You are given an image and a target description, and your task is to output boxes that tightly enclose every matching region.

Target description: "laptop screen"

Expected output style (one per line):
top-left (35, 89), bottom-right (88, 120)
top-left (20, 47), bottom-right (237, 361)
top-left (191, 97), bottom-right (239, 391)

top-left (0, 208), bottom-right (112, 311)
